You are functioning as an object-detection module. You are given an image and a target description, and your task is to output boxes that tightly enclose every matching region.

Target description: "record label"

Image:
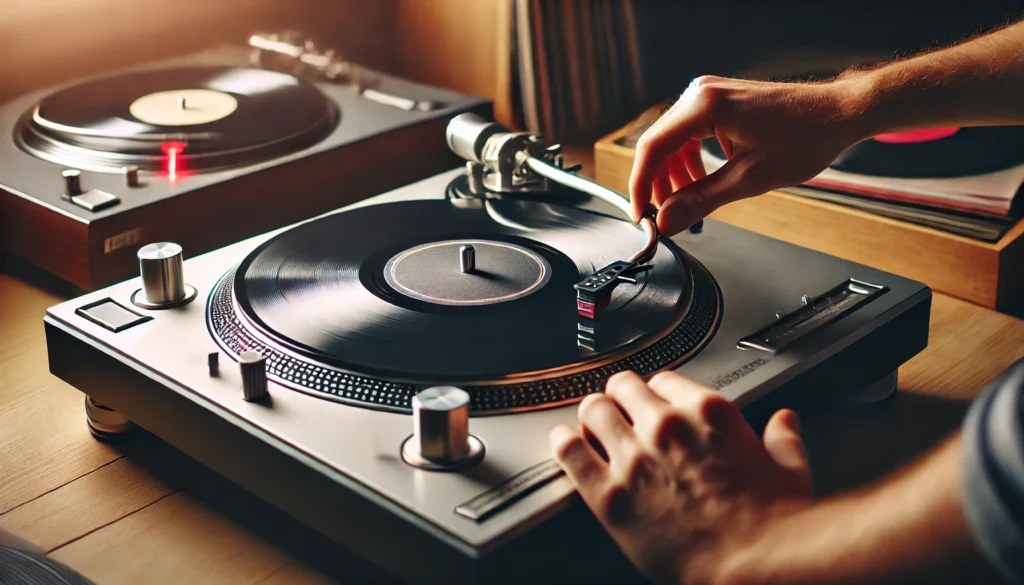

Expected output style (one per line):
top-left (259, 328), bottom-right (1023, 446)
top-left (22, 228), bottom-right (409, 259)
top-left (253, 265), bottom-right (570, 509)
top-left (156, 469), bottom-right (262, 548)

top-left (383, 239), bottom-right (551, 306)
top-left (129, 89), bottom-right (238, 126)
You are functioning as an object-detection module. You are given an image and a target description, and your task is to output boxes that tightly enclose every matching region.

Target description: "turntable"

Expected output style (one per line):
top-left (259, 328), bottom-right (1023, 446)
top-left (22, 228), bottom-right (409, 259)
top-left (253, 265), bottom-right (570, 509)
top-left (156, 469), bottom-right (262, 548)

top-left (44, 115), bottom-right (931, 584)
top-left (0, 32), bottom-right (489, 290)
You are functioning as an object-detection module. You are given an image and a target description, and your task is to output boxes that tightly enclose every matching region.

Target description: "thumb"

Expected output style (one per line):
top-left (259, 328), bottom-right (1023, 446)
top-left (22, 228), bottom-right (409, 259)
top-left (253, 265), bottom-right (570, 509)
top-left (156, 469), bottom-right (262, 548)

top-left (763, 409), bottom-right (812, 494)
top-left (656, 154), bottom-right (764, 236)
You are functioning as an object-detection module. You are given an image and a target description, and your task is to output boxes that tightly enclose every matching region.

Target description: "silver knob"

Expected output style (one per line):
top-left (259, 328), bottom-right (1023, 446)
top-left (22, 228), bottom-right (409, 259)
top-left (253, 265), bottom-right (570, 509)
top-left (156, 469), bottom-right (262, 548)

top-left (138, 243), bottom-right (185, 304)
top-left (63, 169), bottom-right (82, 196)
top-left (239, 351), bottom-right (268, 402)
top-left (123, 165), bottom-right (140, 188)
top-left (402, 386), bottom-right (485, 470)
top-left (132, 243), bottom-right (197, 309)
top-left (460, 245), bottom-right (476, 274)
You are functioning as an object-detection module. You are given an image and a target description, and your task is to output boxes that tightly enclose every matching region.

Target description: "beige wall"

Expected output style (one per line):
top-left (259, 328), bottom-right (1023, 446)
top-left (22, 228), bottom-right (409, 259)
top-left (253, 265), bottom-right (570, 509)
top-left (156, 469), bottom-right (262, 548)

top-left (0, 0), bottom-right (400, 103)
top-left (393, 0), bottom-right (509, 123)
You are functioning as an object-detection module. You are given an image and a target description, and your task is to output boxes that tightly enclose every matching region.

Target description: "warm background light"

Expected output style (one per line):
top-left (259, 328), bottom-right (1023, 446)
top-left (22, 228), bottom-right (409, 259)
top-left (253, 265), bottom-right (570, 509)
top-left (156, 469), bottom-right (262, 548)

top-left (0, 0), bottom-right (400, 105)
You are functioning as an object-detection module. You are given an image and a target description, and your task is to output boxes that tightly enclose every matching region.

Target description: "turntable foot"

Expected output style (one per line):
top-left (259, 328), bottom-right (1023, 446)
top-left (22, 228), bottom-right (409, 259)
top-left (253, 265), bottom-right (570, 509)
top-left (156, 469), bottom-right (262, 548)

top-left (84, 396), bottom-right (135, 440)
top-left (839, 370), bottom-right (899, 407)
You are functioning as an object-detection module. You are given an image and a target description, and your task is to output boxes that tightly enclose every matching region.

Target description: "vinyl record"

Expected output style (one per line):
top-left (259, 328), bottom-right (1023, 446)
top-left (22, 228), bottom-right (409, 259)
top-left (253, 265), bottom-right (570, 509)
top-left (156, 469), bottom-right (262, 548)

top-left (701, 125), bottom-right (1024, 178)
top-left (16, 66), bottom-right (337, 173)
top-left (0, 547), bottom-right (94, 585)
top-left (233, 197), bottom-right (693, 382)
top-left (829, 126), bottom-right (1024, 178)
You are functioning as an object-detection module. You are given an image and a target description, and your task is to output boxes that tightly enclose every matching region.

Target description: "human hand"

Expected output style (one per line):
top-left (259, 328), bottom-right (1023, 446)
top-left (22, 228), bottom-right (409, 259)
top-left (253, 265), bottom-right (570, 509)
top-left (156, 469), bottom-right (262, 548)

top-left (550, 371), bottom-right (813, 585)
top-left (629, 75), bottom-right (870, 235)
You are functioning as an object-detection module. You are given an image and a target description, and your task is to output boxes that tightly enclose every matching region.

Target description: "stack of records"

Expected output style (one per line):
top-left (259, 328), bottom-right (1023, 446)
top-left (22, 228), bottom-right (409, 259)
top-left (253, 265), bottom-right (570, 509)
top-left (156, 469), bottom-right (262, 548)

top-left (701, 128), bottom-right (1024, 242)
top-left (511, 0), bottom-right (644, 139)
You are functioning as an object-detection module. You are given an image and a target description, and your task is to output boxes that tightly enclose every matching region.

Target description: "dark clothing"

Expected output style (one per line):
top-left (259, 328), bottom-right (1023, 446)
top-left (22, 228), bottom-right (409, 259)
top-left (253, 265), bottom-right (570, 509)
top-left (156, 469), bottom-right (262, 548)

top-left (964, 358), bottom-right (1024, 585)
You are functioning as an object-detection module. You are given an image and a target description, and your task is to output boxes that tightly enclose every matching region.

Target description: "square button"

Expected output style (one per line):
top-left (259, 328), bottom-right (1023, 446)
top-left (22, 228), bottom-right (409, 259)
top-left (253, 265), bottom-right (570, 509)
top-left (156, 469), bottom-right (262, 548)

top-left (71, 189), bottom-right (120, 212)
top-left (76, 298), bottom-right (152, 332)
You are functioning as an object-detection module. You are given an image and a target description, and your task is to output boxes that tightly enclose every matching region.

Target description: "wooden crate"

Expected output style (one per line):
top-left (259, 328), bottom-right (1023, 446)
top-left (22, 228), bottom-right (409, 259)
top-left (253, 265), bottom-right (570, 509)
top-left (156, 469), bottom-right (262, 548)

top-left (595, 109), bottom-right (1024, 316)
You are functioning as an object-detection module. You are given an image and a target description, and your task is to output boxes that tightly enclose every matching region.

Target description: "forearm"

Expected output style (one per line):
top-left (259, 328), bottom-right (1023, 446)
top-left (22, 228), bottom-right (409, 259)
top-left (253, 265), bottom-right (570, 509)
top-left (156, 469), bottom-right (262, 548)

top-left (720, 433), bottom-right (993, 585)
top-left (837, 20), bottom-right (1024, 137)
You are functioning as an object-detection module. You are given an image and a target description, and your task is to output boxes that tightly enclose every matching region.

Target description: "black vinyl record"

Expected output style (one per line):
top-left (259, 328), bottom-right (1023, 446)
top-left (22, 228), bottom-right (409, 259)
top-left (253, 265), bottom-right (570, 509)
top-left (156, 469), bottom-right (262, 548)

top-left (0, 547), bottom-right (94, 585)
top-left (701, 125), bottom-right (1024, 179)
top-left (830, 126), bottom-right (1024, 178)
top-left (16, 66), bottom-right (337, 172)
top-left (232, 197), bottom-right (693, 382)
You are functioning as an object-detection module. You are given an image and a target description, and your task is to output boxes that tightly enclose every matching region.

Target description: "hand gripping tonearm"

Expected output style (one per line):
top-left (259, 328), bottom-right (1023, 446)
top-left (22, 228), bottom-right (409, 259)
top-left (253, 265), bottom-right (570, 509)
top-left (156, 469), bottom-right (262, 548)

top-left (445, 113), bottom-right (659, 320)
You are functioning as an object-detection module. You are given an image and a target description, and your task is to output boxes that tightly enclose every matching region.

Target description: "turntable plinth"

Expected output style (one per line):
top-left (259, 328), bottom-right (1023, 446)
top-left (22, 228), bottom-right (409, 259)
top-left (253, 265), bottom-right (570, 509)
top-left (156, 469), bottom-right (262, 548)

top-left (595, 108), bottom-right (1024, 317)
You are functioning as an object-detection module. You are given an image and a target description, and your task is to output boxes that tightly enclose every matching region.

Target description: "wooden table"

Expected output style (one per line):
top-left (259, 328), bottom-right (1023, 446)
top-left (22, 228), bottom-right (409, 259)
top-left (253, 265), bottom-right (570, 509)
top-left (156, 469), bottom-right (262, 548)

top-left (3, 254), bottom-right (1024, 584)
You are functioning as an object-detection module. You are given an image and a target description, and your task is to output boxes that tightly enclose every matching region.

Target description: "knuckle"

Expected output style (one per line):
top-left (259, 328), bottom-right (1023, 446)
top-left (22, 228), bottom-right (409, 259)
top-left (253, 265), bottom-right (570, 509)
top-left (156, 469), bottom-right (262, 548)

top-left (605, 371), bottom-right (639, 397)
top-left (650, 411), bottom-right (690, 449)
top-left (634, 132), bottom-right (662, 161)
top-left (598, 481), bottom-right (634, 526)
top-left (692, 74), bottom-right (723, 87)
top-left (578, 393), bottom-right (609, 423)
top-left (693, 391), bottom-right (731, 423)
top-left (648, 370), bottom-right (682, 387)
top-left (689, 76), bottom-right (726, 109)
top-left (622, 450), bottom-right (657, 484)
top-left (552, 431), bottom-right (588, 463)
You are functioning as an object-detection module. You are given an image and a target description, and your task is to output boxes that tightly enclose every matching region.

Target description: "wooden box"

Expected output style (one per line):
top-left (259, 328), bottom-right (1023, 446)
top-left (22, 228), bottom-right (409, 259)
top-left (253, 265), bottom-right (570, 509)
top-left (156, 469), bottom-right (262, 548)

top-left (595, 108), bottom-right (1024, 316)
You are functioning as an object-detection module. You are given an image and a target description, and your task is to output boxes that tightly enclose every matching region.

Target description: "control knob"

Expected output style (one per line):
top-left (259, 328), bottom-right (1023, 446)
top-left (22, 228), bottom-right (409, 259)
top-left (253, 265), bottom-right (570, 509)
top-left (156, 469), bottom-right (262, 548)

top-left (239, 351), bottom-right (269, 402)
top-left (402, 386), bottom-right (485, 471)
top-left (132, 242), bottom-right (198, 309)
top-left (62, 169), bottom-right (83, 197)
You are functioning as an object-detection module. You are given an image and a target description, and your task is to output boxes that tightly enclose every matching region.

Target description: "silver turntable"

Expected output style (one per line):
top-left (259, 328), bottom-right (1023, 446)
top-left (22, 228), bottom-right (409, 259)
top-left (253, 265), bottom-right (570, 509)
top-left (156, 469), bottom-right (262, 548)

top-left (44, 121), bottom-right (930, 584)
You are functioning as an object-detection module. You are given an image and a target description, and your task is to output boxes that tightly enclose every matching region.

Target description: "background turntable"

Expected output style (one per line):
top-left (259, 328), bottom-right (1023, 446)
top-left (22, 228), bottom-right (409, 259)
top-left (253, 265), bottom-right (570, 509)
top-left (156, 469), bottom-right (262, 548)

top-left (17, 66), bottom-right (338, 174)
top-left (0, 33), bottom-right (490, 291)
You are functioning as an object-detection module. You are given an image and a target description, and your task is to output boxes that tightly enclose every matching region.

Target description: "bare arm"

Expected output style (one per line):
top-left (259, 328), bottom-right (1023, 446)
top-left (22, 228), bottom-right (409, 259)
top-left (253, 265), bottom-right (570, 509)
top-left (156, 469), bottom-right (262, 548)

top-left (550, 371), bottom-right (1006, 585)
top-left (852, 21), bottom-right (1024, 133)
top-left (722, 434), bottom-right (994, 585)
top-left (629, 20), bottom-right (1024, 235)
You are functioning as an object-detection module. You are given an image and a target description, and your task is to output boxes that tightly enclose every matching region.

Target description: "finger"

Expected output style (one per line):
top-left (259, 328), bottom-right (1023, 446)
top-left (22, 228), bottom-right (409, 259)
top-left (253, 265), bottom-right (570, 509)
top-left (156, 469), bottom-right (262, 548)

top-left (578, 393), bottom-right (637, 460)
top-left (667, 147), bottom-right (694, 194)
top-left (646, 371), bottom-right (743, 434)
top-left (628, 91), bottom-right (712, 222)
top-left (550, 424), bottom-right (607, 488)
top-left (604, 371), bottom-right (667, 426)
top-left (656, 155), bottom-right (766, 236)
top-left (763, 409), bottom-right (812, 493)
top-left (681, 139), bottom-right (707, 181)
top-left (651, 161), bottom-right (674, 209)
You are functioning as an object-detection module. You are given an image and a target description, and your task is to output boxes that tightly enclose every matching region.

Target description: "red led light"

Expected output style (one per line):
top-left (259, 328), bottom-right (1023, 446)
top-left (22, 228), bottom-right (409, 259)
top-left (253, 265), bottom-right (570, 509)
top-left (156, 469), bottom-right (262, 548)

top-left (161, 141), bottom-right (187, 182)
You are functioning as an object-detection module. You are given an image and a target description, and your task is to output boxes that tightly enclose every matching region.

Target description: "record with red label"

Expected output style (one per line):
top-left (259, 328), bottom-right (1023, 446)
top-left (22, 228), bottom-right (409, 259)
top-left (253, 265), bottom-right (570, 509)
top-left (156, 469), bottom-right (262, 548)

top-left (701, 125), bottom-right (1024, 179)
top-left (830, 126), bottom-right (1024, 178)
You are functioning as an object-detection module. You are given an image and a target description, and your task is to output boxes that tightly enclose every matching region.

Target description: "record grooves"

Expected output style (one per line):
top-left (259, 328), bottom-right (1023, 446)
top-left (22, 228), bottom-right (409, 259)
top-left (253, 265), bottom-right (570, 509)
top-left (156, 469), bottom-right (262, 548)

top-left (207, 197), bottom-right (722, 414)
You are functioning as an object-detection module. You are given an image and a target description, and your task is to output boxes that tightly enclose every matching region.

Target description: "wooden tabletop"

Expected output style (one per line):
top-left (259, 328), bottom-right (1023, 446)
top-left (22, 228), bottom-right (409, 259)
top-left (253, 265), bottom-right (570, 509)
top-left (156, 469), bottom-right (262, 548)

top-left (2, 259), bottom-right (1024, 583)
